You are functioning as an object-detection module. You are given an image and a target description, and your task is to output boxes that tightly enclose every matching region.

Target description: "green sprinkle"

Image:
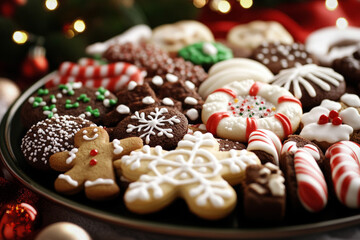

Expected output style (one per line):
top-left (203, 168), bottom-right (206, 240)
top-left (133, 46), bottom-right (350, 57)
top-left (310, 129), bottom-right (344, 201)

top-left (65, 100), bottom-right (79, 109)
top-left (77, 94), bottom-right (90, 103)
top-left (96, 95), bottom-right (105, 101)
top-left (37, 88), bottom-right (49, 96)
top-left (86, 106), bottom-right (100, 117)
top-left (109, 99), bottom-right (117, 106)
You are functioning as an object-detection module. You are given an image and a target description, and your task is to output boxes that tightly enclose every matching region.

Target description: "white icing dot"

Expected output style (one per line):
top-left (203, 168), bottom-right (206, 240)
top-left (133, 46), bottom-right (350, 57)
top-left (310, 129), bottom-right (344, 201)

top-left (202, 42), bottom-right (218, 56)
top-left (142, 96), bottom-right (155, 105)
top-left (152, 76), bottom-right (164, 86)
top-left (341, 93), bottom-right (360, 108)
top-left (263, 58), bottom-right (270, 64)
top-left (116, 104), bottom-right (130, 114)
top-left (184, 97), bottom-right (198, 105)
top-left (186, 108), bottom-right (199, 121)
top-left (166, 73), bottom-right (178, 83)
top-left (185, 81), bottom-right (195, 90)
top-left (128, 81), bottom-right (137, 91)
top-left (162, 98), bottom-right (174, 106)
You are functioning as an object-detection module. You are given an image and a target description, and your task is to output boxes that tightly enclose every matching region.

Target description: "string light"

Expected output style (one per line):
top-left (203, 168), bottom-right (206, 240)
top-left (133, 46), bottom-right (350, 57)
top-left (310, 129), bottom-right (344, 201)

top-left (12, 31), bottom-right (28, 44)
top-left (240, 0), bottom-right (253, 9)
top-left (218, 0), bottom-right (231, 13)
top-left (45, 0), bottom-right (58, 11)
top-left (73, 19), bottom-right (86, 33)
top-left (193, 0), bottom-right (207, 8)
top-left (336, 17), bottom-right (348, 29)
top-left (325, 0), bottom-right (338, 11)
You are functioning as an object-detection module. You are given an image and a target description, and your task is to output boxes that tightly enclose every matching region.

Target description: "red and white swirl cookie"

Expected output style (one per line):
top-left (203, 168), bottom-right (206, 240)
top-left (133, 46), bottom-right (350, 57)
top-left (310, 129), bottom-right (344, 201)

top-left (282, 141), bottom-right (328, 212)
top-left (202, 79), bottom-right (303, 142)
top-left (325, 141), bottom-right (360, 208)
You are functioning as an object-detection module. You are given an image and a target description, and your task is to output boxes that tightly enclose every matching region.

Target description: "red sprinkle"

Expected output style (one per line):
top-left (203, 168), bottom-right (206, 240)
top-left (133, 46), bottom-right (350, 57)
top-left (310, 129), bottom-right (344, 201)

top-left (318, 115), bottom-right (329, 125)
top-left (90, 159), bottom-right (97, 166)
top-left (329, 110), bottom-right (339, 119)
top-left (332, 117), bottom-right (342, 125)
top-left (90, 149), bottom-right (98, 156)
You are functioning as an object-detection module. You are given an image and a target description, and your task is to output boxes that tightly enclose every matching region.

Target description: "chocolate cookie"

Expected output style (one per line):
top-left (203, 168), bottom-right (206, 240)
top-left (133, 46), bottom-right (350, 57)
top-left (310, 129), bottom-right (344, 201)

top-left (112, 107), bottom-right (188, 150)
top-left (103, 42), bottom-right (208, 87)
top-left (243, 163), bottom-right (286, 222)
top-left (280, 135), bottom-right (328, 213)
top-left (270, 64), bottom-right (346, 111)
top-left (251, 42), bottom-right (318, 74)
top-left (21, 115), bottom-right (94, 171)
top-left (217, 138), bottom-right (246, 151)
top-left (332, 48), bottom-right (360, 87)
top-left (21, 83), bottom-right (117, 129)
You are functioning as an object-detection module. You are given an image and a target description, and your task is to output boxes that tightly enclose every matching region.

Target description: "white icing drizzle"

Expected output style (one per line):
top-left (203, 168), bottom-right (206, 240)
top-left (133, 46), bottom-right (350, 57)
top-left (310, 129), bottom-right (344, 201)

top-left (84, 178), bottom-right (115, 188)
top-left (116, 104), bottom-right (130, 114)
top-left (127, 107), bottom-right (181, 144)
top-left (66, 148), bottom-right (78, 164)
top-left (82, 129), bottom-right (99, 141)
top-left (271, 64), bottom-right (344, 98)
top-left (341, 93), bottom-right (360, 108)
top-left (58, 174), bottom-right (78, 187)
top-left (112, 139), bottom-right (124, 155)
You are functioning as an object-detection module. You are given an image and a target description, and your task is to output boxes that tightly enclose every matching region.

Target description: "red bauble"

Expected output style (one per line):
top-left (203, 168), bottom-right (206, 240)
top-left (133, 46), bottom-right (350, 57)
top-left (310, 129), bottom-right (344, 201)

top-left (0, 203), bottom-right (37, 240)
top-left (21, 46), bottom-right (49, 79)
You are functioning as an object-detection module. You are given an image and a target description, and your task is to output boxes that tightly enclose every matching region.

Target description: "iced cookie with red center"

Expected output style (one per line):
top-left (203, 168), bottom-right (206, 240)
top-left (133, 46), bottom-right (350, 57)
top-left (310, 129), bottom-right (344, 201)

top-left (202, 79), bottom-right (303, 142)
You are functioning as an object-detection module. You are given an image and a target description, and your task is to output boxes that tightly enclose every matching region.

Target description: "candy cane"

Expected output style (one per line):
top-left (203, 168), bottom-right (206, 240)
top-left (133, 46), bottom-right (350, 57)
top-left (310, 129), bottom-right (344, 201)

top-left (247, 129), bottom-right (282, 165)
top-left (294, 149), bottom-right (328, 212)
top-left (282, 141), bottom-right (320, 161)
top-left (325, 141), bottom-right (360, 208)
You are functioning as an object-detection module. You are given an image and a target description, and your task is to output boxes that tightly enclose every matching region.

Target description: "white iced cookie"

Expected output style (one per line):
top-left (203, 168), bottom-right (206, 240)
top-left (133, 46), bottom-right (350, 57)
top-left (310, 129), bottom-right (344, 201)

top-left (198, 58), bottom-right (274, 98)
top-left (86, 24), bottom-right (152, 55)
top-left (305, 26), bottom-right (360, 66)
top-left (227, 21), bottom-right (293, 50)
top-left (202, 79), bottom-right (303, 142)
top-left (150, 20), bottom-right (214, 55)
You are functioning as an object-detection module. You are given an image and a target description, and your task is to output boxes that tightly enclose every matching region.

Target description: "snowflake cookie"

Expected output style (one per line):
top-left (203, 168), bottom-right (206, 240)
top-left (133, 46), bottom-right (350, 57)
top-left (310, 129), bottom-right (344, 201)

top-left (49, 126), bottom-right (143, 201)
top-left (112, 107), bottom-right (188, 150)
top-left (114, 131), bottom-right (260, 220)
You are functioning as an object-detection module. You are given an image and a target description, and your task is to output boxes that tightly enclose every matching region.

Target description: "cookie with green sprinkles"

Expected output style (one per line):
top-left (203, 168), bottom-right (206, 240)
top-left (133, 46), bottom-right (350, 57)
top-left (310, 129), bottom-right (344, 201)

top-left (178, 42), bottom-right (233, 70)
top-left (21, 82), bottom-right (117, 129)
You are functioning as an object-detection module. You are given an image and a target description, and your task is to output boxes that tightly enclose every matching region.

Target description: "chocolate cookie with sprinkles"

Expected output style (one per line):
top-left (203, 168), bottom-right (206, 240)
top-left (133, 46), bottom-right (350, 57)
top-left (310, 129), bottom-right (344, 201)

top-left (21, 82), bottom-right (117, 129)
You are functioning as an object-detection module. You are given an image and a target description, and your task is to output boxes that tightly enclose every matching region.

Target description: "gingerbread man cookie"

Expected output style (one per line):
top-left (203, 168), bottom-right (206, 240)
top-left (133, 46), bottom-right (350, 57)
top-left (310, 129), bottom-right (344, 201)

top-left (115, 131), bottom-right (260, 220)
top-left (50, 126), bottom-right (143, 201)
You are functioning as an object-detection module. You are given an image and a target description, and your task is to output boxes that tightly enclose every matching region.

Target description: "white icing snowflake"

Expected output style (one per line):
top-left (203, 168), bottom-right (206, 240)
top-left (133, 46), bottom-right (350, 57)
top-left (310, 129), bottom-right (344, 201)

top-left (126, 107), bottom-right (181, 144)
top-left (121, 132), bottom-right (259, 209)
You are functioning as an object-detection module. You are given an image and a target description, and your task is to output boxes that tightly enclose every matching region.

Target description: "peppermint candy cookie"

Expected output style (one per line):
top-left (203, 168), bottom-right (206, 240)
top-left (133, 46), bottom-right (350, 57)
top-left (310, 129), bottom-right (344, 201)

top-left (115, 131), bottom-right (260, 220)
top-left (198, 58), bottom-right (274, 98)
top-left (227, 21), bottom-right (293, 50)
top-left (270, 64), bottom-right (345, 111)
top-left (202, 79), bottom-right (303, 142)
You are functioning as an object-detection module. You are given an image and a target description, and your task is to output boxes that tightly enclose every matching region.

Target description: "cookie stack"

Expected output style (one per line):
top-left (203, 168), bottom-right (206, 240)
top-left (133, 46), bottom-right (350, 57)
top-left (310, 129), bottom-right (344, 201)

top-left (20, 20), bottom-right (360, 222)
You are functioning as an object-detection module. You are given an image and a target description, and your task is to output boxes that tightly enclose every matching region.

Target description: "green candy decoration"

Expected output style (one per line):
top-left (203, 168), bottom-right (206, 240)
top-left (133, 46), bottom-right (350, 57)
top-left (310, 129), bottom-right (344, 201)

top-left (86, 106), bottom-right (100, 117)
top-left (37, 88), bottom-right (49, 96)
top-left (65, 99), bottom-right (80, 109)
top-left (32, 97), bottom-right (43, 108)
top-left (77, 94), bottom-right (90, 103)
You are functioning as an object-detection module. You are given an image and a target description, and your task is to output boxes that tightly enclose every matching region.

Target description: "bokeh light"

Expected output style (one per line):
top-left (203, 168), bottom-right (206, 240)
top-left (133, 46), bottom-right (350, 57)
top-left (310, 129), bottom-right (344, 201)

top-left (336, 17), bottom-right (348, 29)
top-left (240, 0), bottom-right (253, 9)
top-left (218, 0), bottom-right (231, 13)
top-left (45, 0), bottom-right (58, 11)
top-left (73, 19), bottom-right (86, 33)
top-left (325, 0), bottom-right (338, 11)
top-left (12, 31), bottom-right (28, 44)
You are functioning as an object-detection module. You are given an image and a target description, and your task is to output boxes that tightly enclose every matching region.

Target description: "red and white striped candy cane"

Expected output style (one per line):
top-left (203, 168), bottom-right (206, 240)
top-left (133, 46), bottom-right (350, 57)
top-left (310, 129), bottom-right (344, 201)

top-left (294, 149), bottom-right (328, 212)
top-left (282, 141), bottom-right (321, 161)
top-left (46, 61), bottom-right (144, 92)
top-left (325, 141), bottom-right (360, 208)
top-left (247, 129), bottom-right (282, 165)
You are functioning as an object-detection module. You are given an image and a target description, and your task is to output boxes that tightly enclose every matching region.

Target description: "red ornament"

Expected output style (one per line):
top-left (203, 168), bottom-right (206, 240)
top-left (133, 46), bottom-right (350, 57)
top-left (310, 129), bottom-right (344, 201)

top-left (89, 159), bottom-right (97, 166)
top-left (90, 149), bottom-right (98, 156)
top-left (332, 117), bottom-right (343, 126)
top-left (329, 110), bottom-right (339, 119)
top-left (0, 203), bottom-right (37, 240)
top-left (21, 46), bottom-right (48, 79)
top-left (318, 114), bottom-right (329, 125)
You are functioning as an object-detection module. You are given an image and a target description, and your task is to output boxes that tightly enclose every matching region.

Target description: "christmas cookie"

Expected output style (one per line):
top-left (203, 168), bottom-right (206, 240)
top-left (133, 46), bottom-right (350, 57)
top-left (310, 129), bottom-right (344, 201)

top-left (243, 163), bottom-right (286, 221)
top-left (280, 136), bottom-right (328, 213)
top-left (217, 138), bottom-right (246, 151)
top-left (198, 58), bottom-right (274, 98)
top-left (227, 21), bottom-right (293, 50)
top-left (49, 126), bottom-right (143, 201)
top-left (202, 79), bottom-right (303, 142)
top-left (150, 20), bottom-right (214, 55)
top-left (21, 115), bottom-right (94, 171)
top-left (305, 26), bottom-right (360, 66)
top-left (300, 99), bottom-right (360, 151)
top-left (251, 42), bottom-right (318, 74)
top-left (45, 61), bottom-right (144, 92)
top-left (112, 107), bottom-right (188, 150)
top-left (21, 83), bottom-right (117, 129)
top-left (178, 42), bottom-right (233, 70)
top-left (115, 131), bottom-right (260, 220)
top-left (325, 141), bottom-right (360, 208)
top-left (270, 64), bottom-right (345, 111)
top-left (247, 129), bottom-right (282, 165)
top-left (332, 48), bottom-right (360, 87)
top-left (86, 24), bottom-right (152, 55)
